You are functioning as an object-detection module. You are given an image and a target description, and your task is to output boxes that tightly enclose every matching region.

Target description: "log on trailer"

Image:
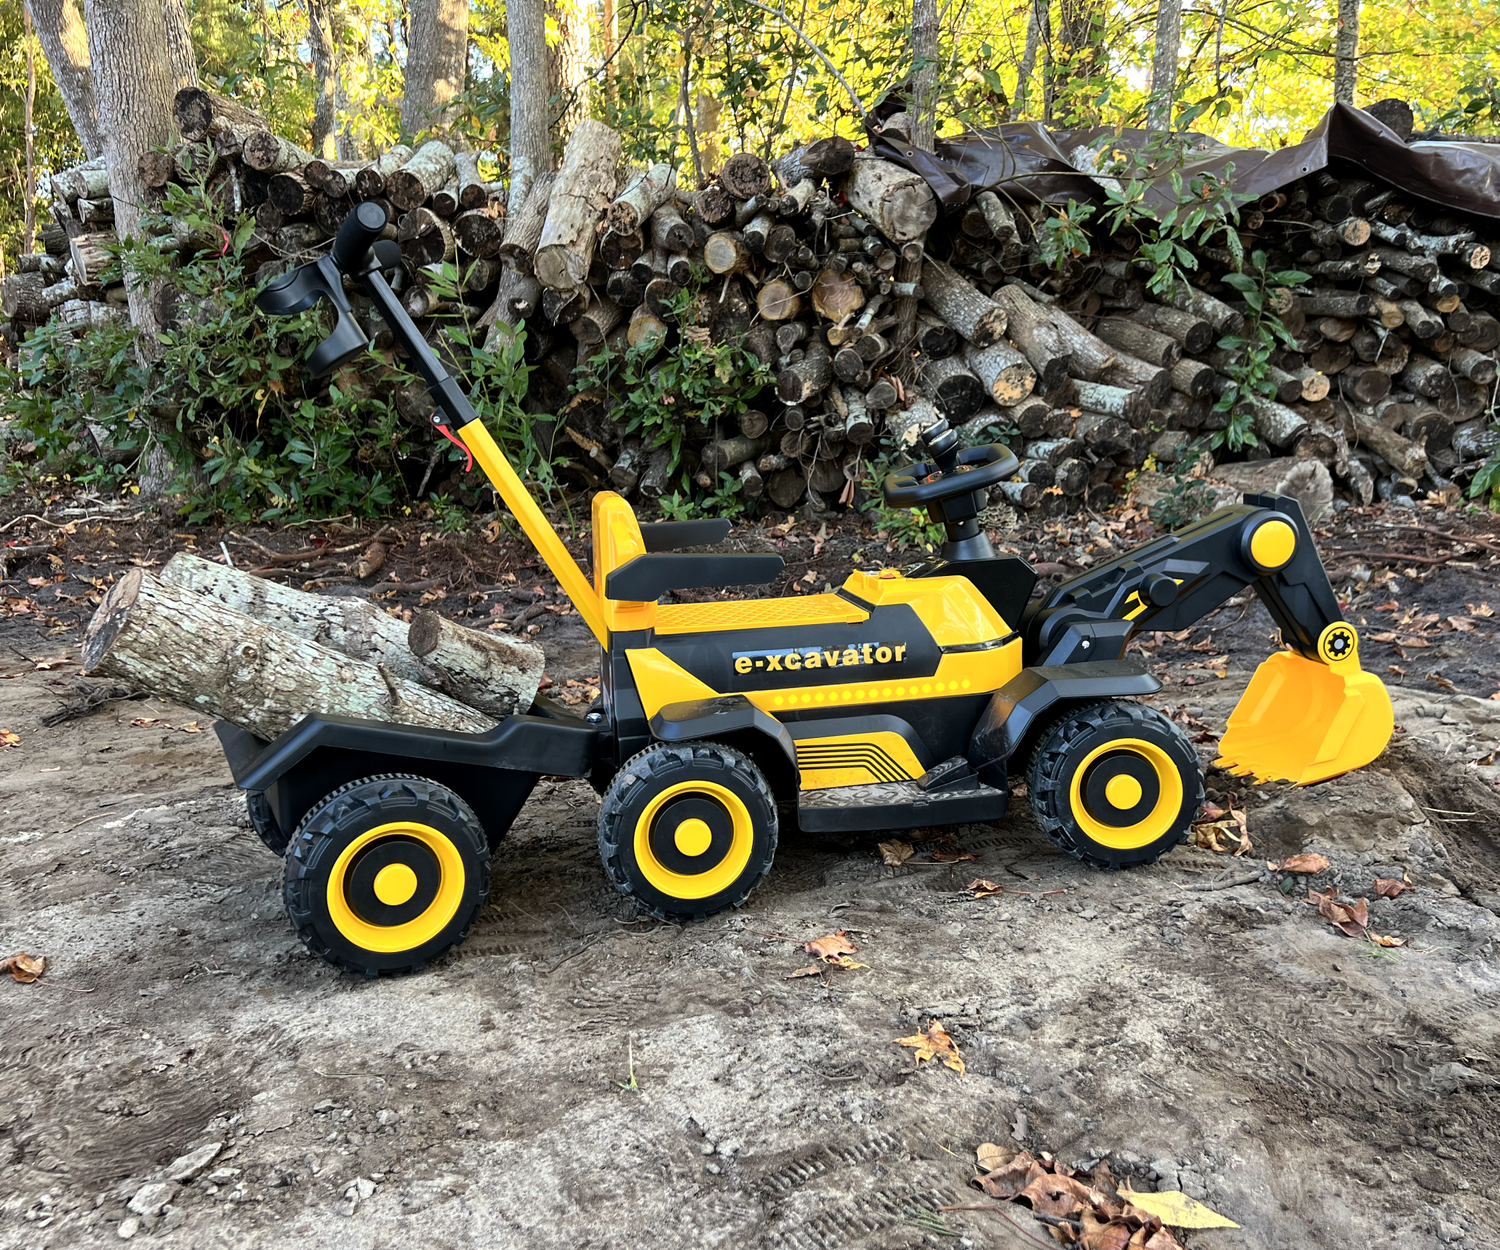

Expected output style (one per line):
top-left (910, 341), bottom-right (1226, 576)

top-left (84, 570), bottom-right (498, 740)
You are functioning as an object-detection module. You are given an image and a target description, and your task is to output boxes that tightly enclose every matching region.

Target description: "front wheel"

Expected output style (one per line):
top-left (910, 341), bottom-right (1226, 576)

top-left (598, 742), bottom-right (778, 922)
top-left (284, 774), bottom-right (490, 976)
top-left (1028, 701), bottom-right (1203, 869)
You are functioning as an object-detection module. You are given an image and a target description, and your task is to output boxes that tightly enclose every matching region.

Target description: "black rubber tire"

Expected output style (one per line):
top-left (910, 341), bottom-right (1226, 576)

top-left (247, 791), bottom-right (287, 856)
top-left (284, 774), bottom-right (490, 976)
top-left (1028, 700), bottom-right (1203, 870)
top-left (598, 742), bottom-right (777, 922)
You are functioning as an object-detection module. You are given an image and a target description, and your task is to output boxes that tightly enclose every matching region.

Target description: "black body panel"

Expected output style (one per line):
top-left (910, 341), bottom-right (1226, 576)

top-left (606, 552), bottom-right (786, 600)
top-left (797, 783), bottom-right (1008, 832)
top-left (639, 519), bottom-right (731, 551)
top-left (968, 660), bottom-right (1162, 779)
top-left (214, 702), bottom-right (598, 845)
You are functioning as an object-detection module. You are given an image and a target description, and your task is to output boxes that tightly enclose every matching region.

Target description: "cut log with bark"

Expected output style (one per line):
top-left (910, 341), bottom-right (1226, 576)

top-left (920, 355), bottom-right (987, 421)
top-left (85, 570), bottom-right (498, 740)
top-left (923, 259), bottom-right (1007, 346)
top-left (535, 120), bottom-right (623, 291)
top-left (355, 145), bottom-right (415, 199)
top-left (841, 156), bottom-right (938, 243)
top-left (608, 163), bottom-right (675, 233)
top-left (242, 130), bottom-right (316, 174)
top-left (158, 551), bottom-right (544, 720)
top-left (173, 87), bottom-right (267, 143)
top-left (772, 137), bottom-right (856, 186)
top-left (386, 139), bottom-right (457, 213)
top-left (497, 172), bottom-right (556, 275)
top-left (991, 285), bottom-right (1070, 390)
top-left (964, 340), bottom-right (1038, 406)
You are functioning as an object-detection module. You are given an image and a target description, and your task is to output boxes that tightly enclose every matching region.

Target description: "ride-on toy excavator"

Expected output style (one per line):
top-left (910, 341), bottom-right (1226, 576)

top-left (220, 204), bottom-right (1394, 976)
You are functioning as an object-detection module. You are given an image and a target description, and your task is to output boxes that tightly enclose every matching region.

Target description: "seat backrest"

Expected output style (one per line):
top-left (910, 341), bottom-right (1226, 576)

top-left (591, 491), bottom-right (656, 634)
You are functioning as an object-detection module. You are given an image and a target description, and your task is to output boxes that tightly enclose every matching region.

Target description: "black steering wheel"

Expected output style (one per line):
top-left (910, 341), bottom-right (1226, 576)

top-left (883, 419), bottom-right (1019, 511)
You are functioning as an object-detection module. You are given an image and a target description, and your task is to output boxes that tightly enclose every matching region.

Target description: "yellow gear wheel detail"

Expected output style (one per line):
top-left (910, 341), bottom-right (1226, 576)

top-left (1248, 518), bottom-right (1297, 570)
top-left (1068, 737), bottom-right (1185, 850)
top-left (373, 862), bottom-right (419, 906)
top-left (326, 821), bottom-right (465, 954)
top-left (634, 780), bottom-right (754, 900)
top-left (1104, 773), bottom-right (1143, 810)
top-left (1317, 621), bottom-right (1359, 665)
top-left (673, 817), bottom-right (713, 857)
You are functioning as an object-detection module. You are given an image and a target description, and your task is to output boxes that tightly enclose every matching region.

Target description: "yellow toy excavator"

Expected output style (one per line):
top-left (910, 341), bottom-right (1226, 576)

top-left (222, 205), bottom-right (1395, 976)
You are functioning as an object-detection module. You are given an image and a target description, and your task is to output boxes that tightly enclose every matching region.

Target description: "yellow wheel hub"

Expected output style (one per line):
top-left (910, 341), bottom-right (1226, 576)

top-left (326, 821), bottom-right (465, 953)
top-left (373, 862), bottom-right (419, 906)
top-left (634, 780), bottom-right (754, 900)
top-left (1104, 773), bottom-right (1143, 810)
top-left (1069, 737), bottom-right (1184, 850)
top-left (673, 817), bottom-right (713, 857)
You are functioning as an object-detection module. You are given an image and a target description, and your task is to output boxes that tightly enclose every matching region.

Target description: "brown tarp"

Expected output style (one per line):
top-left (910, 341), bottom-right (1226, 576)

top-left (870, 103), bottom-right (1500, 220)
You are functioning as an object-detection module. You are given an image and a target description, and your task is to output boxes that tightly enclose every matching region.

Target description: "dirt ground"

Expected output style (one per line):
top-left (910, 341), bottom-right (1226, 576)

top-left (2, 493), bottom-right (1500, 1249)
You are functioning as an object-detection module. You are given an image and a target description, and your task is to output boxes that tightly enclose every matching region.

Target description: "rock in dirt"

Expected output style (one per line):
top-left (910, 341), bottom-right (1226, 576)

top-left (117, 1216), bottom-right (139, 1239)
top-left (126, 1181), bottom-right (172, 1217)
top-left (165, 1141), bottom-right (222, 1181)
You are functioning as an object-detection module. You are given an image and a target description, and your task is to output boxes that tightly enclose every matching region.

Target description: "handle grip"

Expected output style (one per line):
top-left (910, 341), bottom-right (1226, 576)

top-left (332, 202), bottom-right (387, 273)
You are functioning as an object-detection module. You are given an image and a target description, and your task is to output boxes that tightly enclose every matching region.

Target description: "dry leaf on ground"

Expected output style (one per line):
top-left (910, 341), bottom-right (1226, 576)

top-left (895, 1020), bottom-right (965, 1074)
top-left (1191, 806), bottom-right (1250, 855)
top-left (1306, 888), bottom-right (1370, 939)
top-left (966, 878), bottom-right (1005, 898)
top-left (786, 965), bottom-right (823, 979)
top-left (1, 952), bottom-right (45, 983)
top-left (1122, 1189), bottom-right (1240, 1229)
top-left (1374, 877), bottom-right (1413, 898)
top-left (1368, 931), bottom-right (1406, 947)
top-left (877, 839), bottom-right (914, 866)
top-left (1268, 853), bottom-right (1330, 874)
top-left (803, 930), bottom-right (858, 961)
top-left (975, 1141), bottom-right (1014, 1172)
top-left (0, 729), bottom-right (18, 749)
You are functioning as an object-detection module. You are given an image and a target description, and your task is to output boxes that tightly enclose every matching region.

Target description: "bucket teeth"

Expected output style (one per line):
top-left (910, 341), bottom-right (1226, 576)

top-left (1216, 651), bottom-right (1394, 786)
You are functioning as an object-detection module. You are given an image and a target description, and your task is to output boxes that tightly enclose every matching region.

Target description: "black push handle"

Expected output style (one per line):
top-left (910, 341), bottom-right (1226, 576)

top-left (332, 202), bottom-right (388, 273)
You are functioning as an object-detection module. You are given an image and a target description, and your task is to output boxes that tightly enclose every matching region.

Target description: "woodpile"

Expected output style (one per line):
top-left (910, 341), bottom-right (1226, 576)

top-left (7, 90), bottom-right (1499, 516)
top-left (82, 552), bottom-right (546, 741)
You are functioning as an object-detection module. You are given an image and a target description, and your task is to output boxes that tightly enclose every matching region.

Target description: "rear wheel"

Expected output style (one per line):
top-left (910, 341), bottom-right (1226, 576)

top-left (1029, 701), bottom-right (1202, 869)
top-left (598, 742), bottom-right (777, 922)
top-left (284, 774), bottom-right (490, 976)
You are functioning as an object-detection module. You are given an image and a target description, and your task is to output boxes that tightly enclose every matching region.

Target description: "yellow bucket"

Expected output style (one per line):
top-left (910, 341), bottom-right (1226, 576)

top-left (1215, 651), bottom-right (1394, 786)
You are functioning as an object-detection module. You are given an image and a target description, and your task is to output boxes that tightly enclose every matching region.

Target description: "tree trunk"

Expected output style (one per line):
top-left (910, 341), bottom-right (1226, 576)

top-left (23, 4), bottom-right (37, 255)
top-left (161, 0), bottom-right (197, 91)
top-left (547, 0), bottom-right (593, 136)
top-left (85, 571), bottom-right (496, 739)
top-left (24, 0), bottom-right (102, 159)
top-left (1146, 0), bottom-right (1181, 130)
top-left (507, 0), bottom-right (551, 212)
top-left (1334, 0), bottom-right (1359, 105)
top-left (309, 0), bottom-right (341, 159)
top-left (160, 552), bottom-right (544, 720)
top-left (84, 0), bottom-right (179, 494)
top-left (402, 0), bottom-right (470, 138)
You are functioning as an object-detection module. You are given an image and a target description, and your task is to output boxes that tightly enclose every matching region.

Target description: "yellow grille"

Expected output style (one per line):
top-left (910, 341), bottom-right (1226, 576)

top-left (655, 594), bottom-right (868, 634)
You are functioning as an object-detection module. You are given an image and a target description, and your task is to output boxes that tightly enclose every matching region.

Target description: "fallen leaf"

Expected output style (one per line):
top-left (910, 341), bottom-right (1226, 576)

top-left (130, 717), bottom-right (166, 728)
top-left (1368, 932), bottom-right (1406, 947)
top-left (0, 730), bottom-right (18, 749)
top-left (33, 654), bottom-right (73, 670)
top-left (1121, 1189), bottom-right (1240, 1229)
top-left (1, 952), bottom-right (45, 983)
top-left (1268, 853), bottom-right (1330, 874)
top-left (803, 930), bottom-right (858, 961)
top-left (1374, 877), bottom-right (1412, 898)
top-left (974, 1151), bottom-right (1044, 1199)
top-left (1080, 1219), bottom-right (1135, 1250)
top-left (800, 569), bottom-right (817, 584)
top-left (786, 965), bottom-right (823, 979)
top-left (1468, 602), bottom-right (1494, 618)
top-left (975, 1141), bottom-right (1015, 1172)
top-left (1306, 888), bottom-right (1370, 939)
top-left (1475, 750), bottom-right (1497, 767)
top-left (823, 953), bottom-right (867, 970)
top-left (895, 1019), bottom-right (965, 1074)
top-left (929, 849), bottom-right (978, 864)
top-left (877, 839), bottom-right (914, 866)
top-left (966, 878), bottom-right (1005, 898)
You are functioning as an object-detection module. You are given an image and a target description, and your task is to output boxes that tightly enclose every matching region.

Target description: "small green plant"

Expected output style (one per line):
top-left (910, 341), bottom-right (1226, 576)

top-left (617, 1037), bottom-right (639, 1092)
top-left (1211, 251), bottom-right (1311, 453)
top-left (575, 282), bottom-right (771, 512)
top-left (427, 492), bottom-right (469, 533)
top-left (1036, 200), bottom-right (1097, 271)
top-left (1148, 445), bottom-right (1217, 530)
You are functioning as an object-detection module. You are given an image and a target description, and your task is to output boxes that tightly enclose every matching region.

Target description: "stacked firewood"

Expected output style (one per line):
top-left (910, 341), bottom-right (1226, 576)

top-left (6, 87), bottom-right (1498, 517)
